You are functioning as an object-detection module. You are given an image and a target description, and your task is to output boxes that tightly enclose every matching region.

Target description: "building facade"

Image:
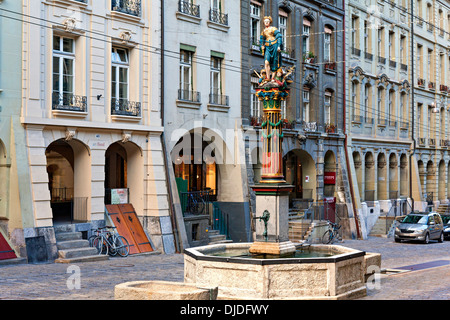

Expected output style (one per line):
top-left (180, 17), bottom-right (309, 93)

top-left (0, 0), bottom-right (32, 258)
top-left (241, 0), bottom-right (358, 238)
top-left (411, 0), bottom-right (450, 209)
top-left (18, 0), bottom-right (176, 259)
top-left (163, 0), bottom-right (251, 245)
top-left (345, 0), bottom-right (413, 237)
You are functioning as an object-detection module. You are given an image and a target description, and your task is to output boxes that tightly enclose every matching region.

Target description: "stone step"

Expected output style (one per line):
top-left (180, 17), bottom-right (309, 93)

top-left (55, 254), bottom-right (109, 264)
top-left (57, 239), bottom-right (90, 250)
top-left (55, 232), bottom-right (82, 242)
top-left (58, 247), bottom-right (99, 259)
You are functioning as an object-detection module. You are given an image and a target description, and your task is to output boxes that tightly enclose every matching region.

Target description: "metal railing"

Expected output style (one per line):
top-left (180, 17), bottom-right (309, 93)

top-left (178, 89), bottom-right (201, 103)
top-left (112, 0), bottom-right (141, 17)
top-left (212, 202), bottom-right (230, 240)
top-left (209, 8), bottom-right (228, 25)
top-left (180, 190), bottom-right (214, 216)
top-left (111, 98), bottom-right (141, 117)
top-left (178, 0), bottom-right (200, 17)
top-left (51, 187), bottom-right (74, 202)
top-left (52, 92), bottom-right (87, 112)
top-left (209, 93), bottom-right (229, 106)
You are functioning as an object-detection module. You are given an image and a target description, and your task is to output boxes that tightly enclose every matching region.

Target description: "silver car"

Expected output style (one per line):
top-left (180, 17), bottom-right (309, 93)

top-left (394, 212), bottom-right (444, 244)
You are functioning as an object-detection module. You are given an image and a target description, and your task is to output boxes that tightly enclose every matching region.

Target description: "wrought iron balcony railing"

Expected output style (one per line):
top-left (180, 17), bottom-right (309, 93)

top-left (52, 92), bottom-right (87, 112)
top-left (112, 0), bottom-right (141, 17)
top-left (178, 0), bottom-right (200, 18)
top-left (378, 56), bottom-right (386, 64)
top-left (364, 51), bottom-right (373, 61)
top-left (111, 98), bottom-right (141, 117)
top-left (178, 89), bottom-right (201, 103)
top-left (301, 121), bottom-right (318, 132)
top-left (209, 93), bottom-right (229, 106)
top-left (209, 8), bottom-right (228, 26)
top-left (351, 47), bottom-right (361, 56)
top-left (400, 63), bottom-right (408, 71)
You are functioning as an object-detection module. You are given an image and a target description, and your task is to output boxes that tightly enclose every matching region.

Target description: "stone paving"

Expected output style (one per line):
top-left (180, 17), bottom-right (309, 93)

top-left (1, 236), bottom-right (450, 300)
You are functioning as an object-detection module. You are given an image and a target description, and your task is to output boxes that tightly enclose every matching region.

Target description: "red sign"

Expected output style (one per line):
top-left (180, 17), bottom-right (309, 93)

top-left (324, 172), bottom-right (336, 185)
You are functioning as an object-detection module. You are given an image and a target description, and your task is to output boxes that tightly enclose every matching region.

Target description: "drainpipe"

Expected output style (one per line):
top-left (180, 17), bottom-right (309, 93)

top-left (159, 0), bottom-right (181, 253)
top-left (409, 0), bottom-right (416, 212)
top-left (342, 1), bottom-right (361, 239)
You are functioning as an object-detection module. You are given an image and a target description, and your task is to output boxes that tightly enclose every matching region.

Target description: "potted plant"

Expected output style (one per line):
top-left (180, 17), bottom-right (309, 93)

top-left (325, 123), bottom-right (336, 133)
top-left (303, 51), bottom-right (315, 63)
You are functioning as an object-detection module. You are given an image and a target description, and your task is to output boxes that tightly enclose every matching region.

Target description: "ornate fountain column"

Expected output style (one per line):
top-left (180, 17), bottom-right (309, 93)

top-left (249, 16), bottom-right (296, 255)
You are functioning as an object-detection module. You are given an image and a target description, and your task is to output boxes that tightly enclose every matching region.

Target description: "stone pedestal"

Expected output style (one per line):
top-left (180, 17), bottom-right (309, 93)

top-left (249, 183), bottom-right (296, 255)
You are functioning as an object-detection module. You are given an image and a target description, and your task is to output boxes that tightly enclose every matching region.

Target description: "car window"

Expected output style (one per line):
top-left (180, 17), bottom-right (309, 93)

top-left (442, 216), bottom-right (450, 224)
top-left (429, 215), bottom-right (435, 224)
top-left (435, 215), bottom-right (442, 224)
top-left (402, 215), bottom-right (428, 224)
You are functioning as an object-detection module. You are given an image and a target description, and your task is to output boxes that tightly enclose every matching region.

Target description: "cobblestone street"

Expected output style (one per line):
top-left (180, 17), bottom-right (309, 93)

top-left (1, 236), bottom-right (450, 300)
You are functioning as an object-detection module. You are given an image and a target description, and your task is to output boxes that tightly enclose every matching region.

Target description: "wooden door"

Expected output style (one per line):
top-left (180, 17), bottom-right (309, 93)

top-left (117, 204), bottom-right (153, 253)
top-left (105, 204), bottom-right (140, 255)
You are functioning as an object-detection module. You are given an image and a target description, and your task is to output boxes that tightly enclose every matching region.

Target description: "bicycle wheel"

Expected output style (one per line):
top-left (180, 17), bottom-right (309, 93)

top-left (92, 236), bottom-right (108, 255)
top-left (321, 230), bottom-right (333, 244)
top-left (114, 236), bottom-right (130, 257)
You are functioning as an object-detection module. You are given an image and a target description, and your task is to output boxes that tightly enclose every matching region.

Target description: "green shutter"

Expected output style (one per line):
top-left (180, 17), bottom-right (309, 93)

top-left (180, 44), bottom-right (196, 52)
top-left (211, 50), bottom-right (225, 59)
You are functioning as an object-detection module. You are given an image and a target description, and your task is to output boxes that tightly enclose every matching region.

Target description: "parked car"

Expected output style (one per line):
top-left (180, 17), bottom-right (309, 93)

top-left (394, 212), bottom-right (444, 244)
top-left (442, 215), bottom-right (450, 240)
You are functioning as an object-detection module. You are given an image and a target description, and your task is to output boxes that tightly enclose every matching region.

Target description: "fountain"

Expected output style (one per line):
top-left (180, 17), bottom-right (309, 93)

top-left (182, 16), bottom-right (377, 300)
top-left (115, 16), bottom-right (380, 300)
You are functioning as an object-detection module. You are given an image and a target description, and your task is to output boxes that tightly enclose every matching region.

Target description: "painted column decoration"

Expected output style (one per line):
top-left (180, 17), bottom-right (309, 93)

top-left (255, 16), bottom-right (294, 184)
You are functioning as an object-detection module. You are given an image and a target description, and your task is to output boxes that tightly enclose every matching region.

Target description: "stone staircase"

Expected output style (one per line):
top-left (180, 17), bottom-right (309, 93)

top-left (54, 225), bottom-right (109, 263)
top-left (369, 216), bottom-right (398, 238)
top-left (437, 203), bottom-right (450, 215)
top-left (288, 210), bottom-right (314, 242)
top-left (207, 229), bottom-right (232, 245)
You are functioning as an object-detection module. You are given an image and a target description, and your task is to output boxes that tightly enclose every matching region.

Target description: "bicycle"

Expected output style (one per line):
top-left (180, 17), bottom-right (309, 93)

top-left (321, 221), bottom-right (342, 244)
top-left (91, 226), bottom-right (130, 257)
top-left (187, 193), bottom-right (205, 214)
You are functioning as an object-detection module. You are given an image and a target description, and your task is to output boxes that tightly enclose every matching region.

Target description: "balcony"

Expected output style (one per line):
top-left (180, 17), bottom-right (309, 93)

top-left (301, 121), bottom-right (318, 132)
top-left (208, 93), bottom-right (230, 111)
top-left (389, 60), bottom-right (397, 68)
top-left (351, 47), bottom-right (361, 57)
top-left (440, 139), bottom-right (449, 148)
top-left (112, 0), bottom-right (141, 17)
top-left (324, 61), bottom-right (337, 72)
top-left (178, 0), bottom-right (200, 18)
top-left (400, 63), bottom-right (408, 71)
top-left (281, 47), bottom-right (295, 59)
top-left (428, 82), bottom-right (435, 91)
top-left (250, 116), bottom-right (264, 127)
top-left (209, 8), bottom-right (228, 26)
top-left (440, 84), bottom-right (448, 93)
top-left (303, 52), bottom-right (316, 64)
top-left (364, 51), bottom-right (373, 61)
top-left (378, 56), bottom-right (386, 64)
top-left (52, 92), bottom-right (87, 113)
top-left (111, 98), bottom-right (141, 117)
top-left (429, 138), bottom-right (436, 146)
top-left (418, 137), bottom-right (426, 146)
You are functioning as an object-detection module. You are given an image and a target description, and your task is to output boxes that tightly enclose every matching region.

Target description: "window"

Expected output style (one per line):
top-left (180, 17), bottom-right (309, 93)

top-left (377, 27), bottom-right (384, 58)
top-left (324, 91), bottom-right (331, 124)
top-left (302, 18), bottom-right (311, 57)
top-left (364, 84), bottom-right (371, 120)
top-left (53, 36), bottom-right (75, 103)
top-left (364, 20), bottom-right (371, 54)
top-left (351, 16), bottom-right (359, 50)
top-left (279, 11), bottom-right (288, 50)
top-left (427, 49), bottom-right (433, 81)
top-left (377, 87), bottom-right (384, 121)
top-left (251, 83), bottom-right (261, 118)
top-left (210, 56), bottom-right (222, 103)
top-left (324, 26), bottom-right (333, 62)
top-left (250, 3), bottom-right (261, 44)
top-left (417, 45), bottom-right (423, 77)
top-left (351, 82), bottom-right (357, 117)
top-left (418, 103), bottom-right (423, 137)
top-left (388, 31), bottom-right (395, 61)
top-left (400, 35), bottom-right (406, 65)
top-left (211, 0), bottom-right (221, 11)
top-left (388, 90), bottom-right (395, 124)
top-left (302, 89), bottom-right (310, 122)
top-left (180, 49), bottom-right (193, 100)
top-left (111, 47), bottom-right (129, 103)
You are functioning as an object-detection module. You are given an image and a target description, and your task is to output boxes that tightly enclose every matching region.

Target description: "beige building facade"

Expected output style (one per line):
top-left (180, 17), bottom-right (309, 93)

top-left (18, 0), bottom-right (176, 259)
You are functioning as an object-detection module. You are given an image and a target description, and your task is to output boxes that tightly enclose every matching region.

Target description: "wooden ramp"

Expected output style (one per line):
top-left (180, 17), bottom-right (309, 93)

top-left (105, 204), bottom-right (153, 255)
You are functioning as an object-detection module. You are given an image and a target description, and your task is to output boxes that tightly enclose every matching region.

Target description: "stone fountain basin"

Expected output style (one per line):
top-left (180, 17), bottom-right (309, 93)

top-left (115, 280), bottom-right (218, 300)
top-left (184, 243), bottom-right (371, 300)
